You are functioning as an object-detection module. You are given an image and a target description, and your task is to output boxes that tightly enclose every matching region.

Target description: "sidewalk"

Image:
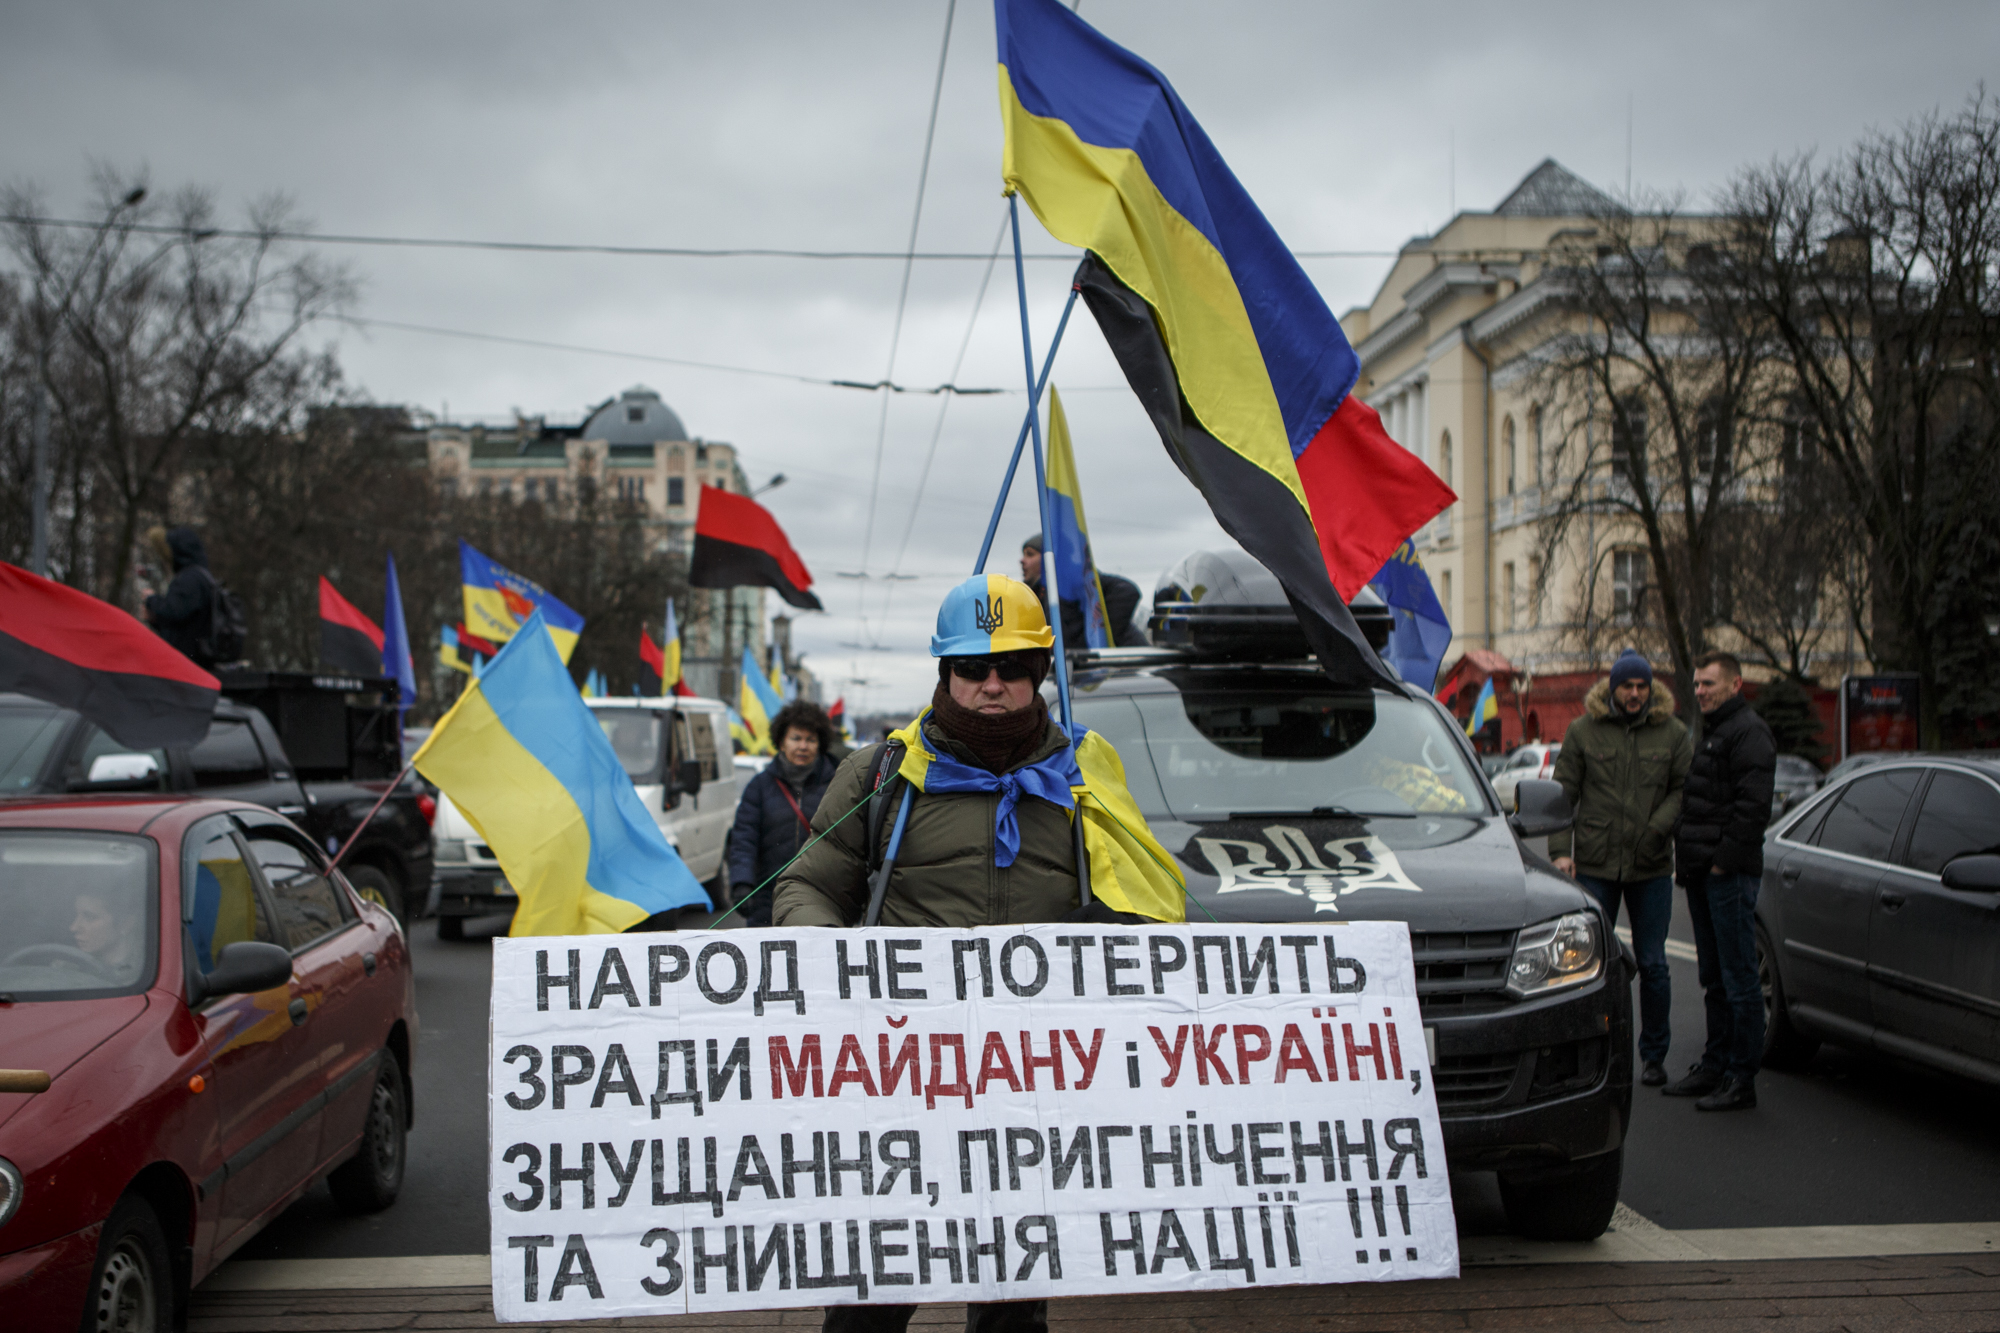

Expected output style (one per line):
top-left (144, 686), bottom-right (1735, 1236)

top-left (191, 1252), bottom-right (2000, 1332)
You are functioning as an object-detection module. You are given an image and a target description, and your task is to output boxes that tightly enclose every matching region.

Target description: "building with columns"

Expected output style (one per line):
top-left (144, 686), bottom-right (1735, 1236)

top-left (1340, 161), bottom-right (1859, 747)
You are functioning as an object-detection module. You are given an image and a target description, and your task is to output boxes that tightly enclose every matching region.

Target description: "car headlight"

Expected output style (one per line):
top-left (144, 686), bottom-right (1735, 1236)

top-left (1506, 912), bottom-right (1602, 997)
top-left (0, 1157), bottom-right (22, 1229)
top-left (433, 837), bottom-right (467, 863)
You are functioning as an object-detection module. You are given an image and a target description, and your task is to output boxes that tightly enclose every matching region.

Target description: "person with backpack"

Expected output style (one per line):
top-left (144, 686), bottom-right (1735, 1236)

top-left (773, 574), bottom-right (1184, 1333)
top-left (143, 526), bottom-right (225, 668)
top-left (725, 700), bottom-right (840, 926)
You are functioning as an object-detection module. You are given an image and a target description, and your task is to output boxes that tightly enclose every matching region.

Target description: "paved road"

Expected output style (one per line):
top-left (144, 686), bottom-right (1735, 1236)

top-left (236, 899), bottom-right (2000, 1262)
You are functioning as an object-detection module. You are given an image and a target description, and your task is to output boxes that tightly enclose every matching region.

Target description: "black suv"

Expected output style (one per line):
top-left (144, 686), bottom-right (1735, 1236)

top-left (1060, 550), bottom-right (1634, 1240)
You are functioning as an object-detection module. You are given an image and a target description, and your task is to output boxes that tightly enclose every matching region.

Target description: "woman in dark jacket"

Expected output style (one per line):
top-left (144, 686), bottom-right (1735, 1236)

top-left (725, 700), bottom-right (839, 926)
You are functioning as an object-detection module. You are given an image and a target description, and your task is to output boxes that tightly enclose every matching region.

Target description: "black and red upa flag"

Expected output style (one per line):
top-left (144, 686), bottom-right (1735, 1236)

top-left (689, 484), bottom-right (821, 610)
top-left (0, 561), bottom-right (219, 748)
top-left (317, 576), bottom-right (384, 675)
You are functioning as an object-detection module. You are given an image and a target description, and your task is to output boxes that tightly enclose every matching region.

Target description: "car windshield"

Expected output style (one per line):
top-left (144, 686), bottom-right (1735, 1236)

top-left (1075, 674), bottom-right (1487, 820)
top-left (0, 705), bottom-right (69, 792)
top-left (592, 709), bottom-right (663, 781)
top-left (0, 832), bottom-right (157, 1000)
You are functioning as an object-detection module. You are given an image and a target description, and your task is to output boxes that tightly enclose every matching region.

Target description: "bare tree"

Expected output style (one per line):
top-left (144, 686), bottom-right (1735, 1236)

top-left (1722, 92), bottom-right (2000, 741)
top-left (1527, 197), bottom-right (1788, 711)
top-left (1, 167), bottom-right (353, 605)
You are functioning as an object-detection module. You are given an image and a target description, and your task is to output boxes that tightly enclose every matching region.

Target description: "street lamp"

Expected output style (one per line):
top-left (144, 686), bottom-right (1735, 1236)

top-left (752, 473), bottom-right (787, 497)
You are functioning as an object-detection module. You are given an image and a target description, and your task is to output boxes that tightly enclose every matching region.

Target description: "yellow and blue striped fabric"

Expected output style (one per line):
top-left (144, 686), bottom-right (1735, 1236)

top-left (413, 609), bottom-right (708, 936)
top-left (738, 647), bottom-right (782, 755)
top-left (460, 540), bottom-right (585, 663)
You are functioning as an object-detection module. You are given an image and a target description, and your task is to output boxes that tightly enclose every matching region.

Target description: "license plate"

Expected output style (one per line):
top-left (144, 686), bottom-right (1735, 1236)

top-left (1424, 1026), bottom-right (1437, 1067)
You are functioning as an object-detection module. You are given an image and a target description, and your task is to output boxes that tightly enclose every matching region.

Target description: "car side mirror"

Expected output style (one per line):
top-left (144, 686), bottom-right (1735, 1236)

top-left (70, 753), bottom-right (161, 792)
top-left (1510, 778), bottom-right (1574, 838)
top-left (674, 759), bottom-right (704, 797)
top-left (196, 940), bottom-right (292, 1001)
top-left (1940, 854), bottom-right (2000, 893)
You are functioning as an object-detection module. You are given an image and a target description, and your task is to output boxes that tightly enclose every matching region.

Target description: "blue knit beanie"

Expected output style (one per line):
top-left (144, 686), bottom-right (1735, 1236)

top-left (1608, 649), bottom-right (1653, 691)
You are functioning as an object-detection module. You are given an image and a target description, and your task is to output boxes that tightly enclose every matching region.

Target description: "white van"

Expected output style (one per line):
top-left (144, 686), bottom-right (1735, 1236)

top-left (427, 694), bottom-right (740, 938)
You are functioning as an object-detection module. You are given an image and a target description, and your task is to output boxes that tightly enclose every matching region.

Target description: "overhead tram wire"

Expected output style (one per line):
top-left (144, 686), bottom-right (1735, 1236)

top-left (877, 208), bottom-right (1011, 635)
top-left (854, 0), bottom-right (957, 655)
top-left (1, 214), bottom-right (1400, 262)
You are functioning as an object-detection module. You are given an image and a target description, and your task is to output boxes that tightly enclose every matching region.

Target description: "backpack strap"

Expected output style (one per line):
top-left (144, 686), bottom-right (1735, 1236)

top-left (865, 740), bottom-right (907, 873)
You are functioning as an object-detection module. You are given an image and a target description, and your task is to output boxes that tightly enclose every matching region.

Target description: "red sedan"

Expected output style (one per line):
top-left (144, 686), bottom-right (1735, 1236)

top-left (0, 797), bottom-right (416, 1332)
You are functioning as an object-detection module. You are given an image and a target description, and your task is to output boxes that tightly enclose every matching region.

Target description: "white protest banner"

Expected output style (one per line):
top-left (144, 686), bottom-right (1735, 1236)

top-left (488, 923), bottom-right (1457, 1322)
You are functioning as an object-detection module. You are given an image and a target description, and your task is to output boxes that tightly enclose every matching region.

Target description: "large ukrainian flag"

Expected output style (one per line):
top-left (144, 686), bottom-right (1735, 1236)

top-left (996, 0), bottom-right (1455, 686)
top-left (460, 540), bottom-right (586, 664)
top-left (413, 609), bottom-right (709, 935)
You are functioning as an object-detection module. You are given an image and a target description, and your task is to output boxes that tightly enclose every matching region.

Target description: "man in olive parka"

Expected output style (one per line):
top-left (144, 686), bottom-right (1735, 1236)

top-left (1547, 649), bottom-right (1692, 1087)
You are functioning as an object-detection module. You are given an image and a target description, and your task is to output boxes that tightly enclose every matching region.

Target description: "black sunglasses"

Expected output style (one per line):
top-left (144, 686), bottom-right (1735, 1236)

top-left (947, 655), bottom-right (1035, 683)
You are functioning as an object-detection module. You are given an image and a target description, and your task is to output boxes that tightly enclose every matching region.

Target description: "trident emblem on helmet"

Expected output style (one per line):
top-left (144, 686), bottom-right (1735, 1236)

top-left (972, 593), bottom-right (1004, 633)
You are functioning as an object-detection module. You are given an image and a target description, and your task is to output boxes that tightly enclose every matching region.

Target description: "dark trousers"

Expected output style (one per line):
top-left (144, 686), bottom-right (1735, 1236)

top-left (823, 1301), bottom-right (1048, 1333)
top-left (1685, 871), bottom-right (1764, 1080)
top-left (1578, 874), bottom-right (1672, 1063)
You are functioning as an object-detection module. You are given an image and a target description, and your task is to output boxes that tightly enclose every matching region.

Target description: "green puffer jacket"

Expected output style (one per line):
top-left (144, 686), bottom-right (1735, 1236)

top-left (771, 717), bottom-right (1080, 929)
top-left (1546, 679), bottom-right (1692, 882)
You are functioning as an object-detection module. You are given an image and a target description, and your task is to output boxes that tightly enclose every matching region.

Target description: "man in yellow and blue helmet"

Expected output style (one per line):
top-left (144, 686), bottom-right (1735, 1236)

top-left (774, 575), bottom-right (1182, 1332)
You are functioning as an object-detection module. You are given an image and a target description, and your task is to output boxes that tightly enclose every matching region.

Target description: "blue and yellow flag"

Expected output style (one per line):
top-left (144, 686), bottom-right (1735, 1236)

top-left (661, 599), bottom-right (682, 697)
top-left (739, 647), bottom-right (783, 756)
top-left (726, 705), bottom-right (757, 755)
top-left (413, 609), bottom-right (708, 935)
top-left (1043, 387), bottom-right (1112, 648)
top-left (1466, 676), bottom-right (1499, 738)
top-left (438, 625), bottom-right (472, 676)
top-left (996, 0), bottom-right (1454, 686)
top-left (460, 540), bottom-right (585, 663)
top-left (1368, 541), bottom-right (1453, 693)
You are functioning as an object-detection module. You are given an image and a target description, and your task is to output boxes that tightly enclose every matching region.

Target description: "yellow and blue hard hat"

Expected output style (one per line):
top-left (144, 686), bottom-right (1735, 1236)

top-left (930, 575), bottom-right (1054, 657)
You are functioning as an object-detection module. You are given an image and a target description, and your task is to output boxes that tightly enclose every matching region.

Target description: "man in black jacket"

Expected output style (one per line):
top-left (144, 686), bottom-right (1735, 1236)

top-left (142, 526), bottom-right (217, 668)
top-left (1667, 651), bottom-right (1777, 1111)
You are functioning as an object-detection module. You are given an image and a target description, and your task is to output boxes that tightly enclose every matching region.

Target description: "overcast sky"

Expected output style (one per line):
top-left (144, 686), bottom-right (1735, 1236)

top-left (6, 1), bottom-right (1994, 711)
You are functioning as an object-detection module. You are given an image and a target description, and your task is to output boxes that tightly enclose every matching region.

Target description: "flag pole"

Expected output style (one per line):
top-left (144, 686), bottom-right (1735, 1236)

top-left (1004, 195), bottom-right (1092, 909)
top-left (973, 278), bottom-right (1079, 575)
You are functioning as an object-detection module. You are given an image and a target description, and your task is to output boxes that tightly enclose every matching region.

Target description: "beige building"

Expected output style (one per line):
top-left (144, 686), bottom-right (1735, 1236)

top-left (1340, 159), bottom-right (1858, 723)
top-left (423, 385), bottom-right (768, 697)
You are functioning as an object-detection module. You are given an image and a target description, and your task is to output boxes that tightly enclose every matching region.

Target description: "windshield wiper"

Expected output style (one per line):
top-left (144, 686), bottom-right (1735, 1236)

top-left (1227, 806), bottom-right (1360, 820)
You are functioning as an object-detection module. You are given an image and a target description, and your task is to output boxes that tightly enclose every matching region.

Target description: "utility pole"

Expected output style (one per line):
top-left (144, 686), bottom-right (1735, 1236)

top-left (29, 370), bottom-right (49, 576)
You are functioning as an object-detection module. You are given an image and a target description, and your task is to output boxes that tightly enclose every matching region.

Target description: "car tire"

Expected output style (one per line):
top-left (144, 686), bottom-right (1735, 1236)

top-left (1498, 1148), bottom-right (1623, 1242)
top-left (81, 1195), bottom-right (175, 1333)
top-left (328, 1049), bottom-right (407, 1214)
top-left (1758, 925), bottom-right (1820, 1070)
top-left (436, 914), bottom-right (466, 942)
top-left (345, 865), bottom-right (405, 927)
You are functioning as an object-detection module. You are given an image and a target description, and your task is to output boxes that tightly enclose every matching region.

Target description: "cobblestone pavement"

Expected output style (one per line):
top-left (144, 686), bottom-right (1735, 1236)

top-left (189, 1254), bottom-right (2000, 1332)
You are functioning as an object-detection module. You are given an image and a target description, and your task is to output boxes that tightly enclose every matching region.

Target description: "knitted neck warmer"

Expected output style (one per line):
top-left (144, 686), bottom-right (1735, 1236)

top-left (928, 681), bottom-right (1050, 775)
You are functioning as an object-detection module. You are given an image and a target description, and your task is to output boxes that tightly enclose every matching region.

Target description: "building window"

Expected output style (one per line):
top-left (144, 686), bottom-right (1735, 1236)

top-left (1612, 548), bottom-right (1649, 622)
top-left (1440, 570), bottom-right (1453, 622)
top-left (696, 444), bottom-right (709, 464)
top-left (1502, 416), bottom-right (1516, 496)
top-left (1503, 562), bottom-right (1517, 631)
top-left (667, 477), bottom-right (685, 506)
top-left (627, 405), bottom-right (646, 423)
top-left (1696, 398), bottom-right (1732, 479)
top-left (1611, 396), bottom-right (1646, 480)
top-left (669, 445), bottom-right (685, 465)
top-left (1528, 555), bottom-right (1543, 626)
top-left (1438, 431), bottom-right (1453, 490)
top-left (617, 476), bottom-right (647, 503)
top-left (1530, 406), bottom-right (1544, 486)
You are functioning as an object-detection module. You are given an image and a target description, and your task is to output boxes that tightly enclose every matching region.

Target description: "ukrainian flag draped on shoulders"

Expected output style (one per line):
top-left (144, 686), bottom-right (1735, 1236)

top-left (995, 0), bottom-right (1455, 686)
top-left (887, 708), bottom-right (1186, 923)
top-left (413, 609), bottom-right (708, 935)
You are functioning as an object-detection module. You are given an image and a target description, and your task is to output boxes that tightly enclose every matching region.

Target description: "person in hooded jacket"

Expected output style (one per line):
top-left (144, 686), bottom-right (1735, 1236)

top-left (726, 700), bottom-right (840, 927)
top-left (1018, 532), bottom-right (1146, 649)
top-left (142, 525), bottom-right (218, 667)
top-left (1547, 649), bottom-right (1691, 1087)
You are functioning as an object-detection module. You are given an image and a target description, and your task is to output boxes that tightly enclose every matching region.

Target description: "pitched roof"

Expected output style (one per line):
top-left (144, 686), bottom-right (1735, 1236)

top-left (1493, 159), bottom-right (1621, 218)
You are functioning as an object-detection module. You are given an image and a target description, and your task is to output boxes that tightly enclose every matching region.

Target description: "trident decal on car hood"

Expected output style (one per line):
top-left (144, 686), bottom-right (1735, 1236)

top-left (1193, 826), bottom-right (1422, 912)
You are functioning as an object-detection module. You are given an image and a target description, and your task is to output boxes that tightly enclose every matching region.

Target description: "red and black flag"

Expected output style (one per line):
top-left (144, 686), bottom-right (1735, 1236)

top-left (318, 576), bottom-right (384, 675)
top-left (0, 561), bottom-right (219, 748)
top-left (689, 485), bottom-right (821, 611)
top-left (637, 626), bottom-right (665, 695)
